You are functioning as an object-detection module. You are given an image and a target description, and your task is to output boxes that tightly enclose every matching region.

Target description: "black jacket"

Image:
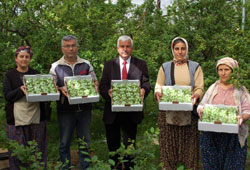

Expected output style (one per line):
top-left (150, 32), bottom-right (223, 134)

top-left (99, 56), bottom-right (151, 124)
top-left (2, 68), bottom-right (47, 125)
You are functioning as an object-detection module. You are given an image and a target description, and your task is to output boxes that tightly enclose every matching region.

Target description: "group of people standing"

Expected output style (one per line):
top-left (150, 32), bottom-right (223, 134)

top-left (2, 35), bottom-right (250, 170)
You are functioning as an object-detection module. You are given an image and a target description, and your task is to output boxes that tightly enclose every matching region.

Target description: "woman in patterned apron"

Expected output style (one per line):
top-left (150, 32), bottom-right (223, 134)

top-left (3, 46), bottom-right (48, 169)
top-left (155, 37), bottom-right (204, 170)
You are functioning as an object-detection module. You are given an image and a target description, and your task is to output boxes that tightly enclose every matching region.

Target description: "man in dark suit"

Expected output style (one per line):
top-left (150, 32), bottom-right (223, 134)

top-left (99, 35), bottom-right (151, 169)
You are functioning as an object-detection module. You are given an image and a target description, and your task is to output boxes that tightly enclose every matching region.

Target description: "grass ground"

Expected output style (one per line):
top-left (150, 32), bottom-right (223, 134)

top-left (0, 92), bottom-right (250, 169)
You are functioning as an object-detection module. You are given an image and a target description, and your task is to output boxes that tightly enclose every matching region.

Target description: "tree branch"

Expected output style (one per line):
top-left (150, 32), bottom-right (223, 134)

top-left (136, 10), bottom-right (146, 29)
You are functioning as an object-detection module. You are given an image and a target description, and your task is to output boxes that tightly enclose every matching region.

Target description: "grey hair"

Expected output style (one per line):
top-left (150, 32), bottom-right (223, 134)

top-left (61, 35), bottom-right (79, 47)
top-left (117, 35), bottom-right (133, 47)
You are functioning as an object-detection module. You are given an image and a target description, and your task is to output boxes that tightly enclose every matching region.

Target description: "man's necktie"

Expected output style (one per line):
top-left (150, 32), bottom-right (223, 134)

top-left (122, 61), bottom-right (127, 80)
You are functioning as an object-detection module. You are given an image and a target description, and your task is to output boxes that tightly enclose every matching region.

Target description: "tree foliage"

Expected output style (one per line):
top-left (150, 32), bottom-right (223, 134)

top-left (1, 0), bottom-right (249, 89)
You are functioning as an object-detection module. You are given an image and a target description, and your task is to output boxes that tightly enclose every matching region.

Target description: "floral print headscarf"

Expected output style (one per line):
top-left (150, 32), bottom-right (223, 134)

top-left (15, 46), bottom-right (33, 58)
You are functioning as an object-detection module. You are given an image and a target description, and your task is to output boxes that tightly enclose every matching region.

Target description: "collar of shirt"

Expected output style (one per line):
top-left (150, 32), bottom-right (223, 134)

top-left (63, 55), bottom-right (79, 64)
top-left (119, 56), bottom-right (131, 79)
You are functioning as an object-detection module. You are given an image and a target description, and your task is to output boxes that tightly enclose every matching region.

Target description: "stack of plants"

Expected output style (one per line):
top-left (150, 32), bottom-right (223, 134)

top-left (25, 76), bottom-right (56, 94)
top-left (161, 87), bottom-right (192, 103)
top-left (66, 79), bottom-right (97, 98)
top-left (202, 105), bottom-right (238, 124)
top-left (112, 82), bottom-right (141, 105)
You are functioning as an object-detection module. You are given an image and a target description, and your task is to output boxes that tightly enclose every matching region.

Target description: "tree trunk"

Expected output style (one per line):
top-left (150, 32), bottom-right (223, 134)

top-left (157, 0), bottom-right (161, 10)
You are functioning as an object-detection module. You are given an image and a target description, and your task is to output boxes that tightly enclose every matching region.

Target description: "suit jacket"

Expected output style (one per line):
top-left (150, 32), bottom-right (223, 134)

top-left (99, 56), bottom-right (151, 124)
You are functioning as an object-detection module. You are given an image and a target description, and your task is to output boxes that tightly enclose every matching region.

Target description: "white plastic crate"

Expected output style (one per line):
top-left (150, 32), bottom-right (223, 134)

top-left (159, 85), bottom-right (193, 111)
top-left (64, 75), bottom-right (99, 105)
top-left (111, 80), bottom-right (143, 112)
top-left (198, 120), bottom-right (238, 134)
top-left (198, 104), bottom-right (238, 134)
top-left (24, 74), bottom-right (59, 102)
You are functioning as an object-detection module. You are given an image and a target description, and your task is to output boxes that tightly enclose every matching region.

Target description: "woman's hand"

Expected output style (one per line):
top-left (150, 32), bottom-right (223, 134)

top-left (20, 85), bottom-right (27, 95)
top-left (155, 92), bottom-right (162, 103)
top-left (94, 80), bottom-right (99, 93)
top-left (197, 106), bottom-right (204, 118)
top-left (59, 86), bottom-right (68, 97)
top-left (192, 93), bottom-right (200, 105)
top-left (237, 114), bottom-right (250, 126)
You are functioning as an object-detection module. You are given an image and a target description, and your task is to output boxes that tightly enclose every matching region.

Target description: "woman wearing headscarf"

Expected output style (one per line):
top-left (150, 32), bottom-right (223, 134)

top-left (197, 57), bottom-right (250, 170)
top-left (2, 46), bottom-right (48, 169)
top-left (155, 37), bottom-right (204, 170)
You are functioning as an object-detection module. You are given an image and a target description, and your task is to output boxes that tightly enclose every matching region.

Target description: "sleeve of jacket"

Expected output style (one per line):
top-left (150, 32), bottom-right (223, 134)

top-left (140, 60), bottom-right (151, 98)
top-left (99, 61), bottom-right (112, 101)
top-left (3, 72), bottom-right (25, 103)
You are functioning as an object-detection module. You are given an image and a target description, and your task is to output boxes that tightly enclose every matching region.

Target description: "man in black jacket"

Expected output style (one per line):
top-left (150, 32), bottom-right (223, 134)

top-left (99, 35), bottom-right (151, 169)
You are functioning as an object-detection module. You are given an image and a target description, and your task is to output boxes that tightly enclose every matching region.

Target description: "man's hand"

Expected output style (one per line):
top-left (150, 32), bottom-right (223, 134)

top-left (108, 89), bottom-right (112, 98)
top-left (192, 93), bottom-right (200, 105)
top-left (59, 86), bottom-right (68, 97)
top-left (140, 88), bottom-right (145, 100)
top-left (155, 92), bottom-right (162, 103)
top-left (20, 85), bottom-right (27, 95)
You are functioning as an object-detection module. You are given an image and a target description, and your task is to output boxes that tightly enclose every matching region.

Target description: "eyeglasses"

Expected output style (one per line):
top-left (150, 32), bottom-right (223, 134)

top-left (62, 44), bottom-right (78, 48)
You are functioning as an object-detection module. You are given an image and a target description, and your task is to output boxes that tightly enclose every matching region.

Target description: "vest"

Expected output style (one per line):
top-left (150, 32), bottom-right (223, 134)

top-left (162, 60), bottom-right (200, 87)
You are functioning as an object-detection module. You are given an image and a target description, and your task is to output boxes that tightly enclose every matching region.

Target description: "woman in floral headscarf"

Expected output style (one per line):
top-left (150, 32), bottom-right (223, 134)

top-left (2, 46), bottom-right (48, 169)
top-left (197, 57), bottom-right (250, 170)
top-left (155, 37), bottom-right (204, 170)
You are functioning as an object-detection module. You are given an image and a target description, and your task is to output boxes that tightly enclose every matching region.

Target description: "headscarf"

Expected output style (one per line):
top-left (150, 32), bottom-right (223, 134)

top-left (15, 46), bottom-right (33, 59)
top-left (216, 57), bottom-right (239, 70)
top-left (171, 37), bottom-right (189, 64)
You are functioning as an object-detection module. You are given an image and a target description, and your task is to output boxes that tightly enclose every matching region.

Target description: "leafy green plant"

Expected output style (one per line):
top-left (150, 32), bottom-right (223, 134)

top-left (228, 67), bottom-right (248, 90)
top-left (202, 105), bottom-right (238, 124)
top-left (112, 82), bottom-right (141, 105)
top-left (25, 77), bottom-right (56, 94)
top-left (131, 127), bottom-right (162, 170)
top-left (161, 87), bottom-right (192, 103)
top-left (66, 79), bottom-right (97, 97)
top-left (77, 127), bottom-right (162, 170)
top-left (0, 129), bottom-right (67, 170)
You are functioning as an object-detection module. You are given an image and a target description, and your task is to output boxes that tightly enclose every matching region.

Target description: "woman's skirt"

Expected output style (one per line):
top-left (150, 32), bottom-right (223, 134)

top-left (158, 111), bottom-right (200, 170)
top-left (200, 131), bottom-right (247, 170)
top-left (6, 121), bottom-right (47, 170)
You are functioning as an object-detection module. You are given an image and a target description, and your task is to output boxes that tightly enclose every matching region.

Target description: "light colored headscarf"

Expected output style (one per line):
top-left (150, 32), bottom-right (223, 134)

top-left (171, 37), bottom-right (189, 63)
top-left (216, 57), bottom-right (239, 70)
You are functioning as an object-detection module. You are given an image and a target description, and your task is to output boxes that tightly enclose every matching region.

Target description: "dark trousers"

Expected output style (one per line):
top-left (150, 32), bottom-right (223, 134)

top-left (105, 113), bottom-right (137, 170)
top-left (58, 109), bottom-right (91, 170)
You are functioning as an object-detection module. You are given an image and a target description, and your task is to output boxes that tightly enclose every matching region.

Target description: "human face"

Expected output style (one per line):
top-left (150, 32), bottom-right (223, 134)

top-left (61, 39), bottom-right (79, 60)
top-left (217, 64), bottom-right (232, 84)
top-left (173, 42), bottom-right (187, 62)
top-left (15, 51), bottom-right (31, 69)
top-left (117, 40), bottom-right (133, 61)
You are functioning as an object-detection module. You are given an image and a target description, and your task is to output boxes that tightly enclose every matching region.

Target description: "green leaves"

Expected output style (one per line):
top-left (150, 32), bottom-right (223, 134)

top-left (227, 67), bottom-right (250, 90)
top-left (66, 79), bottom-right (97, 98)
top-left (1, 0), bottom-right (249, 93)
top-left (202, 105), bottom-right (238, 124)
top-left (161, 87), bottom-right (192, 103)
top-left (25, 76), bottom-right (56, 94)
top-left (112, 82), bottom-right (141, 105)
